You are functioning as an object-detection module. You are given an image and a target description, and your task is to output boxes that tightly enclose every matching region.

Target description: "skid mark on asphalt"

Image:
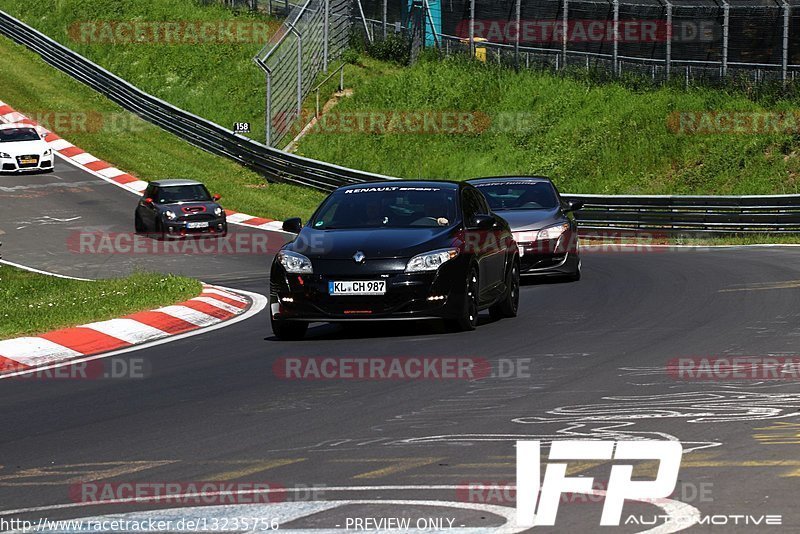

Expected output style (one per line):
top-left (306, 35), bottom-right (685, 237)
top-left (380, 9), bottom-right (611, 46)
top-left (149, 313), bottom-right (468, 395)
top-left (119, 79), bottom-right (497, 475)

top-left (204, 459), bottom-right (308, 480)
top-left (719, 279), bottom-right (800, 292)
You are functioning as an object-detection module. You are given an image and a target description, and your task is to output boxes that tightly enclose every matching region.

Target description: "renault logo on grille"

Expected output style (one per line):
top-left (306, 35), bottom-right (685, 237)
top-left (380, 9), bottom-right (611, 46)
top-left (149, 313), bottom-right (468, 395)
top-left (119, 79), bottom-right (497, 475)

top-left (353, 251), bottom-right (366, 264)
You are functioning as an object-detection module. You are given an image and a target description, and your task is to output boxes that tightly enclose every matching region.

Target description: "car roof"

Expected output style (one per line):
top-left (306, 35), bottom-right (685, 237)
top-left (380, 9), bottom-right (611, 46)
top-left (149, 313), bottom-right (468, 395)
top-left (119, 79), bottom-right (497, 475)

top-left (467, 176), bottom-right (553, 184)
top-left (150, 179), bottom-right (205, 187)
top-left (337, 180), bottom-right (462, 191)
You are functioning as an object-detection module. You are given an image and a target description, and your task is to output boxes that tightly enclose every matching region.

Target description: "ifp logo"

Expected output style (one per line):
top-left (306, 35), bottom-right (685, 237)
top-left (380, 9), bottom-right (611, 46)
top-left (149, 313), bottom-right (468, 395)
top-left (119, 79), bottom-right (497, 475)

top-left (516, 440), bottom-right (683, 526)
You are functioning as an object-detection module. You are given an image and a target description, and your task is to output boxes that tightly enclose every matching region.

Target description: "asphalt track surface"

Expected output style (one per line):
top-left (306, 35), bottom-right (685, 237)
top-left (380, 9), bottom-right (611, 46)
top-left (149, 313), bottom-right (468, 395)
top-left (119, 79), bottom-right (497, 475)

top-left (2, 157), bottom-right (800, 532)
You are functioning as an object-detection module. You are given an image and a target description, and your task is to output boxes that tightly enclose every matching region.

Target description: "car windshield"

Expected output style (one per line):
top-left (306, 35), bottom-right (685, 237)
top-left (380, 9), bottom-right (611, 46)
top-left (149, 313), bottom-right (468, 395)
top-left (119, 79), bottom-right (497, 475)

top-left (0, 127), bottom-right (40, 143)
top-left (311, 186), bottom-right (458, 229)
top-left (157, 185), bottom-right (211, 203)
top-left (474, 181), bottom-right (558, 210)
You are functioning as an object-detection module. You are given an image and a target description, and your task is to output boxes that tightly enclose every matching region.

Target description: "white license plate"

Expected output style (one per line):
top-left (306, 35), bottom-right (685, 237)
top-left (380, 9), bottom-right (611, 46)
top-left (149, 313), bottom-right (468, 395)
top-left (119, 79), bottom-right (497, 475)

top-left (186, 221), bottom-right (209, 229)
top-left (329, 280), bottom-right (386, 295)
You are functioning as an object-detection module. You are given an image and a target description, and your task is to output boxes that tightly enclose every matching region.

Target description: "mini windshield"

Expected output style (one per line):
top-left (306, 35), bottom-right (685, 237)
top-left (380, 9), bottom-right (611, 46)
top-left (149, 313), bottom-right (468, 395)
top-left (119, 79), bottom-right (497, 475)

top-left (157, 185), bottom-right (211, 203)
top-left (0, 127), bottom-right (41, 143)
top-left (475, 181), bottom-right (558, 210)
top-left (311, 186), bottom-right (458, 229)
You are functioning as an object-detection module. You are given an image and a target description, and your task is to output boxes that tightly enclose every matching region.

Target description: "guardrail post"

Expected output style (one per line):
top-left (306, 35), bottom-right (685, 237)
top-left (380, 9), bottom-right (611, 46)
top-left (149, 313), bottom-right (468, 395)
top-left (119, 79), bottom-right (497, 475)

top-left (722, 0), bottom-right (729, 78)
top-left (323, 0), bottom-right (329, 73)
top-left (783, 1), bottom-right (790, 85)
top-left (562, 0), bottom-right (568, 68)
top-left (383, 0), bottom-right (388, 38)
top-left (613, 0), bottom-right (619, 76)
top-left (665, 0), bottom-right (672, 81)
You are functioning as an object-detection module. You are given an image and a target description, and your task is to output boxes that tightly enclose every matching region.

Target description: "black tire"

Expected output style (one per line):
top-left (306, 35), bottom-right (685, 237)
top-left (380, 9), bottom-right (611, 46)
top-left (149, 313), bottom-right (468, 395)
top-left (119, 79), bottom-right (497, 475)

top-left (154, 219), bottom-right (166, 240)
top-left (490, 260), bottom-right (520, 320)
top-left (446, 266), bottom-right (479, 332)
top-left (134, 213), bottom-right (145, 234)
top-left (271, 316), bottom-right (308, 340)
top-left (566, 257), bottom-right (582, 282)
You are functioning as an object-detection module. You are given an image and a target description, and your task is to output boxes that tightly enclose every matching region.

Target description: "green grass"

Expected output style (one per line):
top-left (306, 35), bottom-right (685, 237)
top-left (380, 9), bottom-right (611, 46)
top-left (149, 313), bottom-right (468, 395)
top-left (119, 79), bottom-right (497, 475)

top-left (0, 265), bottom-right (201, 339)
top-left (0, 36), bottom-right (324, 221)
top-left (295, 54), bottom-right (800, 196)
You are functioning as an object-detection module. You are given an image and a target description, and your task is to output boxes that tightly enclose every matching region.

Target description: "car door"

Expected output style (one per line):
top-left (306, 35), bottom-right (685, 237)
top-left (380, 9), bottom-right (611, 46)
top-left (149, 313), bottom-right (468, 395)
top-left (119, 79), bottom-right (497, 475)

top-left (462, 187), bottom-right (504, 301)
top-left (140, 185), bottom-right (159, 227)
top-left (473, 188), bottom-right (508, 295)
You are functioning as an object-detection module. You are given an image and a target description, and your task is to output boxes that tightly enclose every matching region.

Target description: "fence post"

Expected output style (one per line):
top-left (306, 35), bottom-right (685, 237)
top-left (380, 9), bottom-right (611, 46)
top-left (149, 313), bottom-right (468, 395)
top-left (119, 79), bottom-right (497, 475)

top-left (469, 0), bottom-right (475, 57)
top-left (296, 33), bottom-right (303, 119)
top-left (515, 0), bottom-right (521, 68)
top-left (613, 0), bottom-right (619, 76)
top-left (665, 0), bottom-right (672, 81)
top-left (383, 0), bottom-right (388, 38)
top-left (722, 0), bottom-right (729, 78)
top-left (323, 0), bottom-right (329, 73)
top-left (783, 1), bottom-right (790, 85)
top-left (265, 71), bottom-right (272, 146)
top-left (562, 0), bottom-right (569, 67)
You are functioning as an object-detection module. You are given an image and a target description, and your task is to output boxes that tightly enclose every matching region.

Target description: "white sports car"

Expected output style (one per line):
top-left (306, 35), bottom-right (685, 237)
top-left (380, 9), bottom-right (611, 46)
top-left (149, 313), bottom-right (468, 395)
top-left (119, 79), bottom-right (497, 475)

top-left (0, 124), bottom-right (54, 173)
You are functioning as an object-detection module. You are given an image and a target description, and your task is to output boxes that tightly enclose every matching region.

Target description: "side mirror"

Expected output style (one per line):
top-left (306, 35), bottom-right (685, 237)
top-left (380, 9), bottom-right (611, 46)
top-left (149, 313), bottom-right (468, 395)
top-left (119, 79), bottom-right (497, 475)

top-left (144, 197), bottom-right (154, 205)
top-left (212, 194), bottom-right (221, 201)
top-left (470, 214), bottom-right (495, 230)
top-left (282, 217), bottom-right (303, 234)
top-left (566, 200), bottom-right (584, 212)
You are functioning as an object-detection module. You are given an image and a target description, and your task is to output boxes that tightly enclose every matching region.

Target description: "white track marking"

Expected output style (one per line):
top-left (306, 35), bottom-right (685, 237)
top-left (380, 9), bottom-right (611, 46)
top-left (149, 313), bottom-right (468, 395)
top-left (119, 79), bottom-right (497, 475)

top-left (191, 296), bottom-right (243, 314)
top-left (155, 305), bottom-right (221, 327)
top-left (82, 318), bottom-right (169, 345)
top-left (0, 337), bottom-right (81, 367)
top-left (0, 259), bottom-right (94, 281)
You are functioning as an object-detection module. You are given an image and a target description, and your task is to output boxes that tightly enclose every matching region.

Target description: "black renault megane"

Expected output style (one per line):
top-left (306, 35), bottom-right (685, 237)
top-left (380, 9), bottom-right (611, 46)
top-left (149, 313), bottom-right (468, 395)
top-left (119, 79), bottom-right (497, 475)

top-left (468, 176), bottom-right (583, 280)
top-left (270, 181), bottom-right (520, 340)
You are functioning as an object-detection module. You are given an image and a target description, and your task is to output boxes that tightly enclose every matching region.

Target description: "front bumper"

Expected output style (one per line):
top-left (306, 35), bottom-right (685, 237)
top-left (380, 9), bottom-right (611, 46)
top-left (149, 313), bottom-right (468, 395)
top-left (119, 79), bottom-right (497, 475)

top-left (163, 218), bottom-right (227, 237)
top-left (270, 257), bottom-right (468, 322)
top-left (0, 154), bottom-right (54, 173)
top-left (518, 236), bottom-right (579, 275)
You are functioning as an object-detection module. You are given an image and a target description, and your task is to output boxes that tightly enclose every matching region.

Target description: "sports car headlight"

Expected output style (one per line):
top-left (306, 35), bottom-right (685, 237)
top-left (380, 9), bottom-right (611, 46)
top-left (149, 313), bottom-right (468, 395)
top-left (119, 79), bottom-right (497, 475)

top-left (278, 250), bottom-right (313, 274)
top-left (405, 248), bottom-right (459, 272)
top-left (537, 223), bottom-right (570, 241)
top-left (164, 210), bottom-right (177, 221)
top-left (43, 149), bottom-right (52, 156)
top-left (0, 152), bottom-right (10, 158)
top-left (214, 207), bottom-right (224, 217)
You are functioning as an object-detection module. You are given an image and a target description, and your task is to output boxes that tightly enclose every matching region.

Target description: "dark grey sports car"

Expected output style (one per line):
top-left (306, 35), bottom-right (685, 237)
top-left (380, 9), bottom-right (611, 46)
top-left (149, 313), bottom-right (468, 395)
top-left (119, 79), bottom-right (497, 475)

top-left (134, 179), bottom-right (227, 238)
top-left (468, 176), bottom-right (583, 280)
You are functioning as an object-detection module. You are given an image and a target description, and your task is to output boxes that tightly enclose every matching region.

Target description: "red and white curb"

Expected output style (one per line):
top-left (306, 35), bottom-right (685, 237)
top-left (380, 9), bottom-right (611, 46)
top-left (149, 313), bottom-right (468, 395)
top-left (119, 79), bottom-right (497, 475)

top-left (0, 282), bottom-right (256, 377)
top-left (0, 100), bottom-right (288, 233)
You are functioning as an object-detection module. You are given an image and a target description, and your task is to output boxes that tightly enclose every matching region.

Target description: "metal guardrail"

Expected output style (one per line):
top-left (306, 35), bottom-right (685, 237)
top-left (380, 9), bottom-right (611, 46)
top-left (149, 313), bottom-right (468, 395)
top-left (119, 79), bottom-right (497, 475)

top-left (562, 194), bottom-right (800, 234)
top-left (2, 10), bottom-right (800, 234)
top-left (0, 10), bottom-right (396, 193)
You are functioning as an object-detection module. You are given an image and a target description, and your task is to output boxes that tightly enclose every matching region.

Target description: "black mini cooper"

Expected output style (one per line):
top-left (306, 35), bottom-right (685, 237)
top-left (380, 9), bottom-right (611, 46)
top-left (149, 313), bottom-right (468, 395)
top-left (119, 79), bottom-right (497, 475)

top-left (134, 179), bottom-right (227, 238)
top-left (269, 181), bottom-right (520, 340)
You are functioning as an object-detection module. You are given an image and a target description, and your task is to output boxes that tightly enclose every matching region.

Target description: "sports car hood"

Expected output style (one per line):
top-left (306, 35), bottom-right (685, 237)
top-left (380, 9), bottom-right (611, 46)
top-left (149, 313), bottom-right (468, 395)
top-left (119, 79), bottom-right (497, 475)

top-left (0, 140), bottom-right (47, 156)
top-left (289, 227), bottom-right (457, 260)
top-left (158, 201), bottom-right (221, 213)
top-left (495, 208), bottom-right (564, 232)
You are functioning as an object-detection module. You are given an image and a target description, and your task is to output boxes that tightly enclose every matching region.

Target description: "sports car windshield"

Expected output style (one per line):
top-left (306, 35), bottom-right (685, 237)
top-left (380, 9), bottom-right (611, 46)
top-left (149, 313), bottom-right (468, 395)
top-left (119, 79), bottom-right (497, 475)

top-left (0, 127), bottom-right (40, 142)
top-left (476, 181), bottom-right (558, 210)
top-left (311, 186), bottom-right (458, 229)
top-left (157, 185), bottom-right (211, 203)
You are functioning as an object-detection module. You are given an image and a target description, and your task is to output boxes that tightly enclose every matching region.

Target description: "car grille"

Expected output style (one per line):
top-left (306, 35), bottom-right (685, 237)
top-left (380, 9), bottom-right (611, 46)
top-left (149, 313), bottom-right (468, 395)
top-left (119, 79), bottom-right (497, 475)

top-left (177, 214), bottom-right (215, 222)
top-left (16, 155), bottom-right (39, 168)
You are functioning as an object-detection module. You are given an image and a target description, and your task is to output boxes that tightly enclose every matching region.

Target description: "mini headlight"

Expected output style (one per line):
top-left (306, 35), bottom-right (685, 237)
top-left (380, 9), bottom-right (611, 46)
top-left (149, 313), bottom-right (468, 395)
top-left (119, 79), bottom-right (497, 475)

top-left (537, 223), bottom-right (570, 241)
top-left (0, 152), bottom-right (10, 158)
top-left (278, 250), bottom-right (313, 274)
top-left (164, 210), bottom-right (177, 221)
top-left (405, 248), bottom-right (460, 272)
top-left (214, 207), bottom-right (224, 217)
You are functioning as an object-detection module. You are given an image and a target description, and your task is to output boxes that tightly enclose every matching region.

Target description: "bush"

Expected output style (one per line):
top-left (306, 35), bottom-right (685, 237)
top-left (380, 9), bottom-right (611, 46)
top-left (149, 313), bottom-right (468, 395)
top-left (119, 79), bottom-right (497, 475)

top-left (366, 33), bottom-right (411, 65)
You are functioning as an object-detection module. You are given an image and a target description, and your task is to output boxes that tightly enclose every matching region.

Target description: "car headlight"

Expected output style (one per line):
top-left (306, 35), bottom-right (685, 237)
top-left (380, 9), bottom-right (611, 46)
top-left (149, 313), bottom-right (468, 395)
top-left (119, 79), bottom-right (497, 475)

top-left (278, 250), bottom-right (313, 274)
top-left (405, 248), bottom-right (460, 272)
top-left (43, 149), bottom-right (52, 156)
top-left (164, 210), bottom-right (177, 221)
top-left (0, 152), bottom-right (10, 158)
top-left (537, 223), bottom-right (570, 241)
top-left (214, 207), bottom-right (224, 217)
